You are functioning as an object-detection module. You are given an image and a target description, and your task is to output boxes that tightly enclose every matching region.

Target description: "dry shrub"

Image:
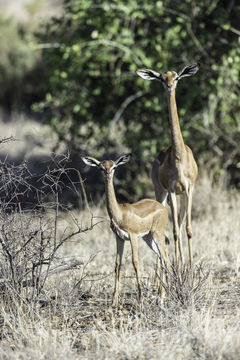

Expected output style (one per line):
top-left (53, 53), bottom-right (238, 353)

top-left (0, 304), bottom-right (78, 360)
top-left (0, 151), bottom-right (97, 310)
top-left (0, 138), bottom-right (239, 359)
top-left (164, 261), bottom-right (211, 311)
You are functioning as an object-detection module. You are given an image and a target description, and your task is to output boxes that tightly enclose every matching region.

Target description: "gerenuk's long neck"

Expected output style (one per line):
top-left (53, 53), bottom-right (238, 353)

top-left (167, 90), bottom-right (185, 159)
top-left (104, 177), bottom-right (122, 223)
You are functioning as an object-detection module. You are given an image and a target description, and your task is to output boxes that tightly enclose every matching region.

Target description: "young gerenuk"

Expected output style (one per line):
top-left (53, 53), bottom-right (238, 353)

top-left (82, 154), bottom-right (169, 306)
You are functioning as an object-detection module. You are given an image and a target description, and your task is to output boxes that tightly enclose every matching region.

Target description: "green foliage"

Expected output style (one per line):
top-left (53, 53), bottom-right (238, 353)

top-left (34, 0), bottom-right (240, 194)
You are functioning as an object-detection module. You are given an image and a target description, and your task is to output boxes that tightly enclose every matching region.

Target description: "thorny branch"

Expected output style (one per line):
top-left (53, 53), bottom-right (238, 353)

top-left (0, 151), bottom-right (98, 303)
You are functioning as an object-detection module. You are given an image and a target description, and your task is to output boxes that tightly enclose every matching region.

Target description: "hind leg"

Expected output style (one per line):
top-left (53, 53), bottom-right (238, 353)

top-left (143, 220), bottom-right (168, 298)
top-left (154, 214), bottom-right (169, 297)
top-left (154, 236), bottom-right (168, 298)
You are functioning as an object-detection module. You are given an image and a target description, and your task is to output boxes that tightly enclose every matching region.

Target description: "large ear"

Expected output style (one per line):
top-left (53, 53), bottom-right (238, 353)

top-left (81, 156), bottom-right (100, 167)
top-left (115, 153), bottom-right (132, 167)
top-left (178, 63), bottom-right (200, 79)
top-left (136, 69), bottom-right (161, 81)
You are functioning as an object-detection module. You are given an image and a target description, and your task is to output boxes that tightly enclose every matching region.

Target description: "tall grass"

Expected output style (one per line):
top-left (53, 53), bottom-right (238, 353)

top-left (0, 173), bottom-right (239, 359)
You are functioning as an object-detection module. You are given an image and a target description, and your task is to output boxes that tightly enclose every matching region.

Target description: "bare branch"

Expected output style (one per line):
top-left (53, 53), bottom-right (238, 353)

top-left (112, 90), bottom-right (148, 124)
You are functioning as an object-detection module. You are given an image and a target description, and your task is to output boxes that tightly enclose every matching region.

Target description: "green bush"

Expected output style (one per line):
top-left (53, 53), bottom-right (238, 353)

top-left (33, 0), bottom-right (240, 194)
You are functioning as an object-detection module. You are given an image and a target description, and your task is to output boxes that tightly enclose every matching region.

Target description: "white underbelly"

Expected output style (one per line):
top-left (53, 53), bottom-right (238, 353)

top-left (116, 227), bottom-right (130, 241)
top-left (138, 231), bottom-right (150, 238)
top-left (111, 221), bottom-right (151, 242)
top-left (111, 221), bottom-right (163, 259)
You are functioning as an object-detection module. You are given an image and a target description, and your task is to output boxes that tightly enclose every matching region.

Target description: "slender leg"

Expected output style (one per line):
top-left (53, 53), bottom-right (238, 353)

top-left (155, 215), bottom-right (169, 298)
top-left (186, 187), bottom-right (194, 268)
top-left (130, 234), bottom-right (142, 301)
top-left (143, 233), bottom-right (163, 293)
top-left (154, 238), bottom-right (168, 299)
top-left (154, 256), bottom-right (160, 287)
top-left (169, 191), bottom-right (180, 266)
top-left (112, 236), bottom-right (125, 306)
top-left (178, 194), bottom-right (186, 263)
top-left (142, 232), bottom-right (162, 291)
top-left (143, 214), bottom-right (168, 298)
top-left (160, 244), bottom-right (168, 298)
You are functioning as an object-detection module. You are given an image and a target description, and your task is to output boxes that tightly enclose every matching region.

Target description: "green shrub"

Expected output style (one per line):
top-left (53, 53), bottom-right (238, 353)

top-left (31, 0), bottom-right (240, 194)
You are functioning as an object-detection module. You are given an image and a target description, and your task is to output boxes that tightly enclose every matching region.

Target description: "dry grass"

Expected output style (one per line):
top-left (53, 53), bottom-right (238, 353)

top-left (1, 4), bottom-right (238, 357)
top-left (0, 177), bottom-right (239, 359)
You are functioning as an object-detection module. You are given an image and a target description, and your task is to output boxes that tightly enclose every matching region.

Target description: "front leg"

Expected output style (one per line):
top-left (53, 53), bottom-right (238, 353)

top-left (112, 236), bottom-right (125, 307)
top-left (178, 194), bottom-right (186, 263)
top-left (169, 191), bottom-right (182, 266)
top-left (130, 234), bottom-right (142, 301)
top-left (186, 186), bottom-right (194, 268)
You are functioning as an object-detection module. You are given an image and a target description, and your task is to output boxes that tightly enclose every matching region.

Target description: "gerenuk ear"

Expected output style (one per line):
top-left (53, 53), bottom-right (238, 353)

top-left (136, 69), bottom-right (161, 81)
top-left (81, 156), bottom-right (100, 167)
top-left (178, 63), bottom-right (200, 80)
top-left (115, 153), bottom-right (132, 167)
